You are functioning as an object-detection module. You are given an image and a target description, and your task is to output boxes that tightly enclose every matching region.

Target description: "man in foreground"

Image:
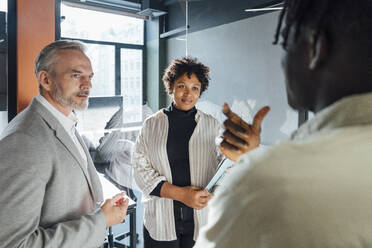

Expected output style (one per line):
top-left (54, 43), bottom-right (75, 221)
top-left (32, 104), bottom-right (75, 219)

top-left (195, 0), bottom-right (372, 247)
top-left (0, 40), bottom-right (128, 247)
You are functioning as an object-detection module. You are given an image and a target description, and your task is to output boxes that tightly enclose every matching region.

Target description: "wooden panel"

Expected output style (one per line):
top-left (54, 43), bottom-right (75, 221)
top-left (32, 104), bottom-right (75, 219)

top-left (17, 0), bottom-right (55, 112)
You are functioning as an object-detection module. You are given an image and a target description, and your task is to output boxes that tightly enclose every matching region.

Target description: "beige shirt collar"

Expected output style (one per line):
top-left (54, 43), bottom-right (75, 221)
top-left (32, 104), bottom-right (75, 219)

top-left (292, 92), bottom-right (372, 141)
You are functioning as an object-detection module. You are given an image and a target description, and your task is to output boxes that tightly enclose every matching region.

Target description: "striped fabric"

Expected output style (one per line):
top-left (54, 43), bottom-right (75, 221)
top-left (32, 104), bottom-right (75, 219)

top-left (132, 109), bottom-right (223, 241)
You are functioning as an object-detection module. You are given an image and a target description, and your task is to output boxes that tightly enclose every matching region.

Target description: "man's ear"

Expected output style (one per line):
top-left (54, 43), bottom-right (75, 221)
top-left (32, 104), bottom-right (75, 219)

top-left (308, 31), bottom-right (328, 70)
top-left (38, 71), bottom-right (52, 92)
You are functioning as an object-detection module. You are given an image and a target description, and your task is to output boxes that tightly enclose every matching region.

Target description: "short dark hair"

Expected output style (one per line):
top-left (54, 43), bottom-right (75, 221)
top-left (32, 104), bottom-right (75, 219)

top-left (162, 57), bottom-right (210, 96)
top-left (273, 0), bottom-right (372, 52)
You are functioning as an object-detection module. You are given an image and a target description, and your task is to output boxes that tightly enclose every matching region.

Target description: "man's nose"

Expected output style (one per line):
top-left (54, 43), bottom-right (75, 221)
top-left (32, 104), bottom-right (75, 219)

top-left (81, 77), bottom-right (92, 90)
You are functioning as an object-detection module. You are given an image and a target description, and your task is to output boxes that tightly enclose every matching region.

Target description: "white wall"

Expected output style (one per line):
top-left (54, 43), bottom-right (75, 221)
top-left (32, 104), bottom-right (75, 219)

top-left (165, 12), bottom-right (298, 145)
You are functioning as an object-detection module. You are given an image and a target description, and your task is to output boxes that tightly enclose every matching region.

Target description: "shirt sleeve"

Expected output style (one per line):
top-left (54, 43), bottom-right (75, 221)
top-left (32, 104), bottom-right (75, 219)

top-left (150, 180), bottom-right (166, 197)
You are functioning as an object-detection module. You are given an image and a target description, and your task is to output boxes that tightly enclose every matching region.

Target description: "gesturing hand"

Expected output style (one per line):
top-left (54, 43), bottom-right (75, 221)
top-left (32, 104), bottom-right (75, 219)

top-left (101, 192), bottom-right (129, 227)
top-left (219, 103), bottom-right (270, 162)
top-left (181, 186), bottom-right (212, 210)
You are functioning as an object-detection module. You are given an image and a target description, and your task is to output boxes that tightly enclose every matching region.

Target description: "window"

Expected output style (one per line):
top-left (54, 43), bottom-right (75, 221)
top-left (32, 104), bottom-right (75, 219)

top-left (85, 43), bottom-right (115, 97)
top-left (60, 2), bottom-right (145, 149)
top-left (121, 48), bottom-right (142, 124)
top-left (61, 4), bottom-right (143, 45)
top-left (0, 2), bottom-right (6, 12)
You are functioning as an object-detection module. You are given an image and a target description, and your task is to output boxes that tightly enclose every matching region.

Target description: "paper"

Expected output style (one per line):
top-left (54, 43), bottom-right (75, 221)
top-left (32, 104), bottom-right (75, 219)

top-left (205, 158), bottom-right (234, 192)
top-left (98, 173), bottom-right (136, 206)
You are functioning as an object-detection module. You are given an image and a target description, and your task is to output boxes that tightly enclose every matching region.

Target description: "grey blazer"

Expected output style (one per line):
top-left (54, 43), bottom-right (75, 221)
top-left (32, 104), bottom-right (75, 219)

top-left (0, 98), bottom-right (106, 248)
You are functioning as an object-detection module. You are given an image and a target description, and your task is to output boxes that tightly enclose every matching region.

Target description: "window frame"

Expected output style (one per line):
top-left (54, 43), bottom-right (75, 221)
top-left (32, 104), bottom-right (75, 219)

top-left (56, 0), bottom-right (146, 125)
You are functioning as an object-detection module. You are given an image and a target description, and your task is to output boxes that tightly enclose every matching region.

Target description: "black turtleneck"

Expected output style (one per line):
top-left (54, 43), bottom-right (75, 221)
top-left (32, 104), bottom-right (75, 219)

top-left (150, 103), bottom-right (197, 197)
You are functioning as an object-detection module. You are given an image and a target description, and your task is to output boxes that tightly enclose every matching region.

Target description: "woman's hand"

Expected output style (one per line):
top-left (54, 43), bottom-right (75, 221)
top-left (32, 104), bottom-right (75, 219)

top-left (160, 182), bottom-right (212, 210)
top-left (180, 186), bottom-right (212, 210)
top-left (219, 103), bottom-right (270, 162)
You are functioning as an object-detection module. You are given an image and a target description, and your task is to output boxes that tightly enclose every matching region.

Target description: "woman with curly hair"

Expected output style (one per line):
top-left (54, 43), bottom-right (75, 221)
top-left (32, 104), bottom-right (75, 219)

top-left (132, 57), bottom-right (223, 248)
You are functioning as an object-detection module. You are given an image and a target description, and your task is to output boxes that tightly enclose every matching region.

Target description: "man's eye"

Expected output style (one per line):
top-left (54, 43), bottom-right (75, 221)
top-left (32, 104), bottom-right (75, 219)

top-left (178, 85), bottom-right (185, 88)
top-left (192, 87), bottom-right (200, 91)
top-left (72, 74), bottom-right (79, 79)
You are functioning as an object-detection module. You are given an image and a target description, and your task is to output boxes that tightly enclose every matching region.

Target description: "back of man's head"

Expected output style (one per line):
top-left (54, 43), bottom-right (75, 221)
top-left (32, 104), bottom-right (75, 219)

top-left (274, 0), bottom-right (372, 112)
top-left (275, 0), bottom-right (372, 48)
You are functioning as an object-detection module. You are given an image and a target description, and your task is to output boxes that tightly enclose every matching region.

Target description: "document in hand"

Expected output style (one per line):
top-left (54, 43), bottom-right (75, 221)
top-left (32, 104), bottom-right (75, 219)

top-left (205, 158), bottom-right (234, 192)
top-left (98, 173), bottom-right (136, 206)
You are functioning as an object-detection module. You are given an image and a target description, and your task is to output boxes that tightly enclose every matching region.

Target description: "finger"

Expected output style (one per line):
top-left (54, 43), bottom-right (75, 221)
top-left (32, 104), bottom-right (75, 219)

top-left (219, 141), bottom-right (243, 162)
top-left (223, 103), bottom-right (250, 130)
top-left (252, 106), bottom-right (270, 133)
top-left (111, 192), bottom-right (125, 205)
top-left (223, 119), bottom-right (248, 136)
top-left (119, 198), bottom-right (129, 208)
top-left (219, 140), bottom-right (239, 152)
top-left (196, 190), bottom-right (210, 197)
top-left (223, 130), bottom-right (248, 149)
top-left (222, 103), bottom-right (232, 116)
top-left (117, 197), bottom-right (129, 206)
top-left (115, 198), bottom-right (124, 205)
top-left (223, 103), bottom-right (243, 125)
top-left (223, 120), bottom-right (252, 141)
top-left (199, 194), bottom-right (213, 203)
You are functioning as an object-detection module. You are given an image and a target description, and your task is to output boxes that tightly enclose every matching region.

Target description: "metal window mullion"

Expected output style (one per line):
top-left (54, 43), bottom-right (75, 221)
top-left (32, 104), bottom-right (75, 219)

top-left (55, 0), bottom-right (61, 40)
top-left (7, 0), bottom-right (17, 121)
top-left (143, 20), bottom-right (146, 105)
top-left (115, 45), bottom-right (121, 96)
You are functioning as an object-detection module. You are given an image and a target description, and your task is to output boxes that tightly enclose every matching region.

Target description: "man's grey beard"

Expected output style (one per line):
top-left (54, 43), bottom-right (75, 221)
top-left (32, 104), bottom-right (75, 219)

top-left (51, 82), bottom-right (89, 110)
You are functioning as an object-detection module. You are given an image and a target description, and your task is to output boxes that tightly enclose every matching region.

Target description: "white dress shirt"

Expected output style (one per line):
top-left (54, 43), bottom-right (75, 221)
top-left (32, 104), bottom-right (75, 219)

top-left (195, 92), bottom-right (372, 248)
top-left (35, 95), bottom-right (87, 168)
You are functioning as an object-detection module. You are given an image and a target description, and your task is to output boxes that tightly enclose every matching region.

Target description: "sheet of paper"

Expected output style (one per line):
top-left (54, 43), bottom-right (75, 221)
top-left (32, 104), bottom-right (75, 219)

top-left (98, 173), bottom-right (136, 206)
top-left (205, 158), bottom-right (234, 192)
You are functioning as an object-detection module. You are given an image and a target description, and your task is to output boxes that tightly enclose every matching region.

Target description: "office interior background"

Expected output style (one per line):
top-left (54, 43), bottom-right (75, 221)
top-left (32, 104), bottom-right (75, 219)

top-left (0, 0), bottom-right (306, 247)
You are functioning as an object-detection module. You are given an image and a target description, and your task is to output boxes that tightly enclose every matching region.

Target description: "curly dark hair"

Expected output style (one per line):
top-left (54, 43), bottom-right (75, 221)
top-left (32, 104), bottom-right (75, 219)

top-left (162, 57), bottom-right (210, 96)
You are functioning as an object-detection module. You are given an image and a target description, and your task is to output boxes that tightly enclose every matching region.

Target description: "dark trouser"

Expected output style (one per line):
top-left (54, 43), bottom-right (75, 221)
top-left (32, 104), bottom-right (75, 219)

top-left (144, 203), bottom-right (195, 248)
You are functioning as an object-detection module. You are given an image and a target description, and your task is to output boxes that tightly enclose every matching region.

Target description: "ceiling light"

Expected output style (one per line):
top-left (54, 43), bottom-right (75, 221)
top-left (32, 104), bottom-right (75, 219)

top-left (245, 7), bottom-right (283, 12)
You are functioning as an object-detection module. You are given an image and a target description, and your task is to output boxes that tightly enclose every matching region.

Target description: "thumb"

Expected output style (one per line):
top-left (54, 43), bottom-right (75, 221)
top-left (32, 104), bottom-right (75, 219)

top-left (252, 106), bottom-right (270, 133)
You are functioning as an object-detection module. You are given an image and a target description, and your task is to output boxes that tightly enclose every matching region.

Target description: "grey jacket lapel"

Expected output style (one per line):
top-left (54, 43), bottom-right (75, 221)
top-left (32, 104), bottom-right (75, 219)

top-left (75, 131), bottom-right (104, 206)
top-left (30, 99), bottom-right (102, 204)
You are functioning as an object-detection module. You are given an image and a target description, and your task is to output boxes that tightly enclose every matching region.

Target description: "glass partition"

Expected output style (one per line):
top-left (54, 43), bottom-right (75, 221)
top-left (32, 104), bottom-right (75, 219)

top-left (164, 2), bottom-right (298, 145)
top-left (60, 2), bottom-right (147, 173)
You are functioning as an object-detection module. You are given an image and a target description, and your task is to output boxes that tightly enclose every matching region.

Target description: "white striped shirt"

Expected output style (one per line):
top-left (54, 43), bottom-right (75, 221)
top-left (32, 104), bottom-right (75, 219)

top-left (132, 109), bottom-right (223, 241)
